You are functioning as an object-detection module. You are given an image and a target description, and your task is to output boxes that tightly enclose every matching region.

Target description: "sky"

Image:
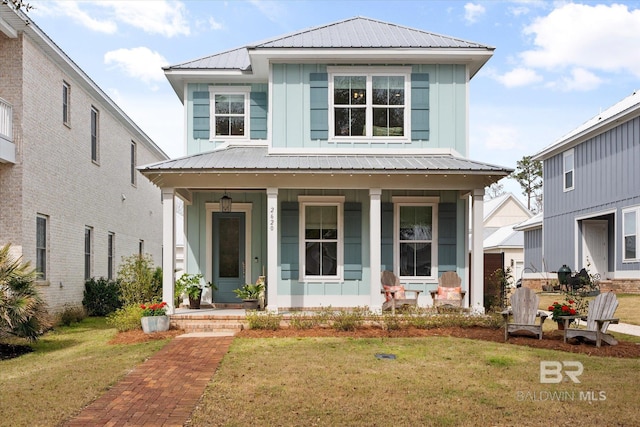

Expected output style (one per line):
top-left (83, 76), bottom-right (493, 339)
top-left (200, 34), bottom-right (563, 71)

top-left (22, 0), bottom-right (640, 203)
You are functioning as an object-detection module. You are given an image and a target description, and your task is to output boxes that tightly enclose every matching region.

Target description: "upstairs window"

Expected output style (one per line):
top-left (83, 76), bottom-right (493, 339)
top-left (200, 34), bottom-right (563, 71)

top-left (563, 149), bottom-right (574, 191)
top-left (328, 67), bottom-right (410, 140)
top-left (63, 81), bottom-right (70, 126)
top-left (209, 87), bottom-right (250, 139)
top-left (91, 107), bottom-right (99, 163)
top-left (623, 207), bottom-right (639, 262)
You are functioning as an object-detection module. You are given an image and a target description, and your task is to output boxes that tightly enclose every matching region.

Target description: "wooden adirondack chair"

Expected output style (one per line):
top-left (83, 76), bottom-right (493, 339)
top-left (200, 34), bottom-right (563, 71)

top-left (430, 271), bottom-right (465, 312)
top-left (502, 287), bottom-right (548, 341)
top-left (380, 271), bottom-right (422, 315)
top-left (559, 291), bottom-right (619, 347)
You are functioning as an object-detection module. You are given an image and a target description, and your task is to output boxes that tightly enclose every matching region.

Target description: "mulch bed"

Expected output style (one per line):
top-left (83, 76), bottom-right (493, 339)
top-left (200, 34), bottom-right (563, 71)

top-left (4, 327), bottom-right (639, 360)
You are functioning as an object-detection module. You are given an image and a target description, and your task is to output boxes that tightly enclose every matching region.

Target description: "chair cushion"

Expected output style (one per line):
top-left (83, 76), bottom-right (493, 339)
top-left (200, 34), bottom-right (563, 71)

top-left (436, 286), bottom-right (461, 300)
top-left (383, 285), bottom-right (406, 301)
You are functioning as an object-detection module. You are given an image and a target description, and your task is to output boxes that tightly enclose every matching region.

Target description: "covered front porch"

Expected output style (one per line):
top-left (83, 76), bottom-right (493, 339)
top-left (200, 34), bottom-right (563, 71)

top-left (141, 146), bottom-right (510, 314)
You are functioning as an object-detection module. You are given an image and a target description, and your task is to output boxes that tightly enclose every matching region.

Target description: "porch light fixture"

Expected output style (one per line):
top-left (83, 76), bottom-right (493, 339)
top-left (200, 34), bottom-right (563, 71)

top-left (220, 192), bottom-right (232, 212)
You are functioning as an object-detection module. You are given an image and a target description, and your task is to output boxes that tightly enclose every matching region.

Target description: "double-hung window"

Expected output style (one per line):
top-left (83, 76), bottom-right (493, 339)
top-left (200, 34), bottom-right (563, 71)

top-left (91, 107), bottom-right (99, 163)
top-left (130, 141), bottom-right (137, 186)
top-left (328, 67), bottom-right (410, 140)
top-left (107, 232), bottom-right (115, 280)
top-left (63, 81), bottom-right (70, 126)
top-left (299, 196), bottom-right (344, 281)
top-left (84, 226), bottom-right (93, 280)
top-left (209, 87), bottom-right (250, 139)
top-left (563, 149), bottom-right (574, 191)
top-left (623, 207), bottom-right (639, 262)
top-left (394, 198), bottom-right (438, 280)
top-left (36, 215), bottom-right (48, 280)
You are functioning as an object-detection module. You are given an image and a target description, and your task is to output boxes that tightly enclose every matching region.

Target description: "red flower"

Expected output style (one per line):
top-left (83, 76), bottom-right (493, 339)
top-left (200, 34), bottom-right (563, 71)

top-left (569, 308), bottom-right (577, 315)
top-left (140, 304), bottom-right (146, 309)
top-left (548, 306), bottom-right (554, 311)
top-left (568, 300), bottom-right (574, 304)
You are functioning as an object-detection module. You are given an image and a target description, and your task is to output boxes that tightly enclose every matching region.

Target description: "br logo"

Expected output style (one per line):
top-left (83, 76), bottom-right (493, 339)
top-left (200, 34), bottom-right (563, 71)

top-left (540, 361), bottom-right (583, 384)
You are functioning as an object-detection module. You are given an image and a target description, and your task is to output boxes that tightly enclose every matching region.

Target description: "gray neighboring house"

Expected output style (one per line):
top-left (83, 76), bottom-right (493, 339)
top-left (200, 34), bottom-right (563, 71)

top-left (0, 4), bottom-right (169, 311)
top-left (521, 90), bottom-right (640, 293)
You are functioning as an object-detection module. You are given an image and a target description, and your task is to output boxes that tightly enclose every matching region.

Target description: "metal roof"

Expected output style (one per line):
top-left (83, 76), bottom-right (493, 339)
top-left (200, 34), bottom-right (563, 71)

top-left (533, 90), bottom-right (640, 161)
top-left (140, 145), bottom-right (511, 174)
top-left (167, 16), bottom-right (493, 71)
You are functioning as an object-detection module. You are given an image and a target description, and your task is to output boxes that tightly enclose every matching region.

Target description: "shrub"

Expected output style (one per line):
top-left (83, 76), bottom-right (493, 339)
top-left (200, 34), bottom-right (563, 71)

top-left (246, 311), bottom-right (282, 330)
top-left (106, 304), bottom-right (143, 332)
top-left (117, 254), bottom-right (159, 306)
top-left (56, 304), bottom-right (87, 326)
top-left (331, 307), bottom-right (368, 331)
top-left (0, 244), bottom-right (50, 342)
top-left (289, 312), bottom-right (322, 330)
top-left (82, 277), bottom-right (122, 316)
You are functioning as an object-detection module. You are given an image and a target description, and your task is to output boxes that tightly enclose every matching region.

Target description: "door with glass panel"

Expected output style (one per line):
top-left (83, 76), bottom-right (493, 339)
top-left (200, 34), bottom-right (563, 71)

top-left (213, 212), bottom-right (246, 303)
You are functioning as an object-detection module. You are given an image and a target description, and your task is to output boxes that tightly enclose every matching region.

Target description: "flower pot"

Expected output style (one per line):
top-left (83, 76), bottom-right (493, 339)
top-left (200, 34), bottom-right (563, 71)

top-left (189, 289), bottom-right (203, 309)
top-left (557, 321), bottom-right (565, 330)
top-left (242, 299), bottom-right (259, 310)
top-left (141, 315), bottom-right (170, 334)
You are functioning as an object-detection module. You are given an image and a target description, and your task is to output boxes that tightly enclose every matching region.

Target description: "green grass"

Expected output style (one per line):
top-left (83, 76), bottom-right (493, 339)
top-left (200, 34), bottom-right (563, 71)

top-left (0, 317), bottom-right (172, 427)
top-left (189, 337), bottom-right (640, 426)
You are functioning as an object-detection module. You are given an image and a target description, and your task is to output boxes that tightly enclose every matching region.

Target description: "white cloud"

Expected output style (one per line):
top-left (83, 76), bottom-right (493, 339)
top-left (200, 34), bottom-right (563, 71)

top-left (43, 0), bottom-right (190, 37)
top-left (208, 17), bottom-right (224, 31)
top-left (249, 0), bottom-right (287, 23)
top-left (491, 67), bottom-right (543, 88)
top-left (482, 125), bottom-right (519, 150)
top-left (99, 0), bottom-right (190, 37)
top-left (552, 68), bottom-right (604, 92)
top-left (521, 3), bottom-right (640, 77)
top-left (464, 3), bottom-right (486, 24)
top-left (104, 47), bottom-right (169, 86)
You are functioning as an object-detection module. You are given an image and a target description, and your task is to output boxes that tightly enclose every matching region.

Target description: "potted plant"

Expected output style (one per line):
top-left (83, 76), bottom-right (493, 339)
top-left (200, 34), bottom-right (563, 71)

top-left (548, 299), bottom-right (577, 330)
top-left (175, 273), bottom-right (215, 309)
top-left (233, 281), bottom-right (265, 310)
top-left (140, 302), bottom-right (169, 334)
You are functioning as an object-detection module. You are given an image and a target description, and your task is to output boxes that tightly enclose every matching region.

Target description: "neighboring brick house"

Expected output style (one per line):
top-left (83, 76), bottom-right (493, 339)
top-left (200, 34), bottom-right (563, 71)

top-left (521, 90), bottom-right (640, 293)
top-left (0, 4), bottom-right (168, 311)
top-left (141, 17), bottom-right (512, 313)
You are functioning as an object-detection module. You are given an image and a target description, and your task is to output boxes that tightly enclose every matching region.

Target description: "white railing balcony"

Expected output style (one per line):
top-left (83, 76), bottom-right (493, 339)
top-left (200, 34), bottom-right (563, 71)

top-left (0, 97), bottom-right (15, 164)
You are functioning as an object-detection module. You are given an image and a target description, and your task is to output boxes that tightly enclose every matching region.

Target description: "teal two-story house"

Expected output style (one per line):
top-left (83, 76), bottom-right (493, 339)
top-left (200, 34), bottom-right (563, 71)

top-left (140, 17), bottom-right (511, 314)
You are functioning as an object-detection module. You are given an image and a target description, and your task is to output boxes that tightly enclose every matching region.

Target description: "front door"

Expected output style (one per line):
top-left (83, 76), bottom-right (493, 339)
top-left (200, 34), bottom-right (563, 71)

top-left (213, 212), bottom-right (246, 303)
top-left (582, 220), bottom-right (608, 277)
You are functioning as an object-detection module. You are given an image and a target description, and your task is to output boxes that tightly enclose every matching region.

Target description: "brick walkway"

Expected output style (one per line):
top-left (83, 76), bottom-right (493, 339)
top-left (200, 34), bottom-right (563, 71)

top-left (65, 335), bottom-right (234, 427)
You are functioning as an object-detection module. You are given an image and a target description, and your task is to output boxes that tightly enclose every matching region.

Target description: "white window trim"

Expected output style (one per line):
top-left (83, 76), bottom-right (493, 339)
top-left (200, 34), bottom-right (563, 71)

top-left (298, 195), bottom-right (345, 282)
top-left (36, 214), bottom-right (48, 282)
top-left (327, 66), bottom-right (411, 143)
top-left (91, 106), bottom-right (99, 164)
top-left (563, 149), bottom-right (574, 192)
top-left (392, 196), bottom-right (439, 282)
top-left (208, 86), bottom-right (251, 141)
top-left (84, 226), bottom-right (93, 280)
top-left (63, 81), bottom-right (71, 127)
top-left (622, 206), bottom-right (639, 262)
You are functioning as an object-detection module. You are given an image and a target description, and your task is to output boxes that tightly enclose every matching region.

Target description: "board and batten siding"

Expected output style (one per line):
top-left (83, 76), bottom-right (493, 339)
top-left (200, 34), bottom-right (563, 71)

top-left (523, 228), bottom-right (543, 273)
top-left (542, 115), bottom-right (640, 272)
top-left (270, 63), bottom-right (468, 154)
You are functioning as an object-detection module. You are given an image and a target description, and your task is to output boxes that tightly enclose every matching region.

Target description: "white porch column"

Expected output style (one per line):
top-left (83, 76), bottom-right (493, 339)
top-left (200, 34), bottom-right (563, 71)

top-left (471, 188), bottom-right (485, 314)
top-left (369, 188), bottom-right (382, 312)
top-left (162, 188), bottom-right (176, 314)
top-left (266, 188), bottom-right (279, 312)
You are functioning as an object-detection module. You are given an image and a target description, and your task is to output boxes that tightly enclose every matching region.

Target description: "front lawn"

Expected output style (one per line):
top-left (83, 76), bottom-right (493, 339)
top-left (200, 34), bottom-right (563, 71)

top-left (0, 317), bottom-right (173, 427)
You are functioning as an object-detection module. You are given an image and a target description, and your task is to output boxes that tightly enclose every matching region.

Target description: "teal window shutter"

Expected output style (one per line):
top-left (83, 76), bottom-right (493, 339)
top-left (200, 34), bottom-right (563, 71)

top-left (380, 203), bottom-right (394, 272)
top-left (193, 91), bottom-right (210, 139)
top-left (411, 73), bottom-right (429, 140)
top-left (281, 202), bottom-right (299, 280)
top-left (438, 203), bottom-right (457, 272)
top-left (250, 92), bottom-right (267, 139)
top-left (344, 203), bottom-right (362, 280)
top-left (310, 73), bottom-right (328, 140)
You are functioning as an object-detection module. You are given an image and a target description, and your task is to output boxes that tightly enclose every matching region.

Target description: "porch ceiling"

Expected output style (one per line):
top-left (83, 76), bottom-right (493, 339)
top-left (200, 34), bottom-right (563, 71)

top-left (139, 145), bottom-right (512, 191)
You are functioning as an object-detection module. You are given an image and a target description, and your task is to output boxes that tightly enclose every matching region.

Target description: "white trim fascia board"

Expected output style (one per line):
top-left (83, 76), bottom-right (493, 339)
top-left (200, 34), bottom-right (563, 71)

top-left (574, 208), bottom-right (617, 222)
top-left (533, 105), bottom-right (640, 161)
top-left (249, 48), bottom-right (494, 61)
top-left (266, 147), bottom-right (461, 156)
top-left (0, 15), bottom-right (17, 38)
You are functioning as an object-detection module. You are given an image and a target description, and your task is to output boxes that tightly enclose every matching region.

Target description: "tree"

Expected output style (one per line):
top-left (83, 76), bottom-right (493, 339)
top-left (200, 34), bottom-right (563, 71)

top-left (485, 181), bottom-right (506, 200)
top-left (117, 254), bottom-right (160, 305)
top-left (0, 244), bottom-right (50, 342)
top-left (511, 156), bottom-right (543, 211)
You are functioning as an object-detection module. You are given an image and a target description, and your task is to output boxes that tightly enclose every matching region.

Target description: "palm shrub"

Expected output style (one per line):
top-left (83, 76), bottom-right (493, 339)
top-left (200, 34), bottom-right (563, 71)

top-left (117, 254), bottom-right (160, 306)
top-left (0, 244), bottom-right (50, 341)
